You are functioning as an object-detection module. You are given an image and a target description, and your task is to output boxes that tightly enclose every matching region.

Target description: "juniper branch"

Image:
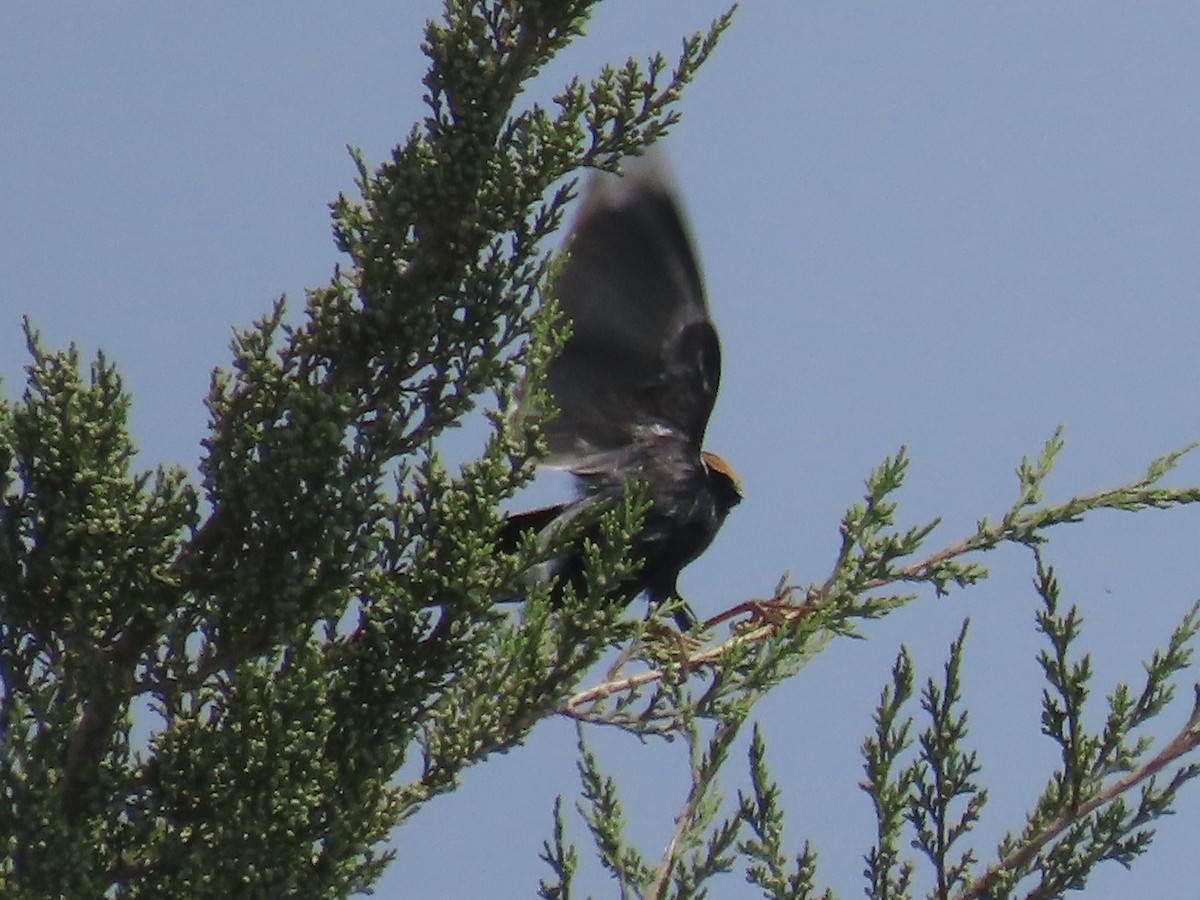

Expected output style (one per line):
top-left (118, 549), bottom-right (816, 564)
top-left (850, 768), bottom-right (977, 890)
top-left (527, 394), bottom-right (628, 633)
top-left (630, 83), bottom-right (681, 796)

top-left (563, 436), bottom-right (1200, 722)
top-left (956, 712), bottom-right (1200, 900)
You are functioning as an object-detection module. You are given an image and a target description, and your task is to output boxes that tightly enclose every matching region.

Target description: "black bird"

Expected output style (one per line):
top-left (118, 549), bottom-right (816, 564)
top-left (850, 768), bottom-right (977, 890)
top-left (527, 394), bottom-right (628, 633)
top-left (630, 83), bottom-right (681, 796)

top-left (504, 159), bottom-right (742, 628)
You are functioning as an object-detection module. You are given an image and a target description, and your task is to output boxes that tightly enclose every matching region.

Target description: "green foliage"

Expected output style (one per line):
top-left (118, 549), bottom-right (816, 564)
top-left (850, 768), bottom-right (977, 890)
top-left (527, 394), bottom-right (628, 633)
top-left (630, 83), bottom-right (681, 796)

top-left (740, 727), bottom-right (831, 900)
top-left (972, 555), bottom-right (1200, 898)
top-left (5, 3), bottom-right (1200, 899)
top-left (556, 432), bottom-right (1200, 898)
top-left (0, 331), bottom-right (197, 898)
top-left (0, 2), bottom-right (735, 896)
top-left (905, 623), bottom-right (986, 897)
top-left (862, 650), bottom-right (917, 899)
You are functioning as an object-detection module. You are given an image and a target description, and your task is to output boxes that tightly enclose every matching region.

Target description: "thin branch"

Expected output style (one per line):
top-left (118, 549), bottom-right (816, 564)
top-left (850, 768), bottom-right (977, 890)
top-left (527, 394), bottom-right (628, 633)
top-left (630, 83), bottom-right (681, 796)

top-left (561, 473), bottom-right (1200, 717)
top-left (955, 715), bottom-right (1200, 900)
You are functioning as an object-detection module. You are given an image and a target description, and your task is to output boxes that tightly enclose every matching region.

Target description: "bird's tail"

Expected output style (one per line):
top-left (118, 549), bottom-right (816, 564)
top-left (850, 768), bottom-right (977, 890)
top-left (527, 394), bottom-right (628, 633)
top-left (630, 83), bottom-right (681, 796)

top-left (494, 501), bottom-right (582, 605)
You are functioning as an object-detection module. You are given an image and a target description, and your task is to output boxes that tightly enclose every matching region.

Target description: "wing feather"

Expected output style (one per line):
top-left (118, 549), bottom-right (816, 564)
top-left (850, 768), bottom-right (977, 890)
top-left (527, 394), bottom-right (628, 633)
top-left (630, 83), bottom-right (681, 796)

top-left (542, 160), bottom-right (721, 471)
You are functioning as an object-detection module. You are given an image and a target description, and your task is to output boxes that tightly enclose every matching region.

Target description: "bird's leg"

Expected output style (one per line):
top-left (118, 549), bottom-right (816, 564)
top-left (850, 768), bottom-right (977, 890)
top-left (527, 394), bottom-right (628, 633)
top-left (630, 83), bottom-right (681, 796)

top-left (641, 605), bottom-right (703, 676)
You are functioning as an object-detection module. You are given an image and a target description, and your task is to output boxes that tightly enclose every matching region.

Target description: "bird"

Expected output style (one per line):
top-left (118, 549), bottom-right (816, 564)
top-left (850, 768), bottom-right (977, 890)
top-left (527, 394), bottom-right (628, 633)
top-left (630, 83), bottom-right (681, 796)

top-left (501, 158), bottom-right (742, 630)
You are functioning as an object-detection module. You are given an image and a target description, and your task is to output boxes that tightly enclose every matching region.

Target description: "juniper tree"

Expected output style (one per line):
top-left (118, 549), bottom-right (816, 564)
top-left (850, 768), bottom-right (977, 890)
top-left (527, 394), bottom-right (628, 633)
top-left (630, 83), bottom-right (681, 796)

top-left (4, 4), bottom-right (1200, 899)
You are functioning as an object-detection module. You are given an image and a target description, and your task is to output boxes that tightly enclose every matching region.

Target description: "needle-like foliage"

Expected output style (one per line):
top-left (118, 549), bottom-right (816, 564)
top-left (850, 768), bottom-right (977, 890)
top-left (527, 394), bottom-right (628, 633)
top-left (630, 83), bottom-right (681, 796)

top-left (5, 4), bottom-right (1200, 899)
top-left (558, 433), bottom-right (1200, 898)
top-left (0, 3), bottom-right (733, 896)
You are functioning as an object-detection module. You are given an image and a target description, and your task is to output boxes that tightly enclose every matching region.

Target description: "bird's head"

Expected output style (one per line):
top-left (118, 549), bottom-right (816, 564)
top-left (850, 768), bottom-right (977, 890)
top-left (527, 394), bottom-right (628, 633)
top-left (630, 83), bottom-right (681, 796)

top-left (701, 450), bottom-right (743, 511)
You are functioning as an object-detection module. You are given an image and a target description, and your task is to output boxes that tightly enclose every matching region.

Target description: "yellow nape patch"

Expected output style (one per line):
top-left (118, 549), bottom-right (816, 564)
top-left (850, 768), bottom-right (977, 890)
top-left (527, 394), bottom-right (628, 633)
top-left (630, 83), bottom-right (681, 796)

top-left (701, 450), bottom-right (743, 496)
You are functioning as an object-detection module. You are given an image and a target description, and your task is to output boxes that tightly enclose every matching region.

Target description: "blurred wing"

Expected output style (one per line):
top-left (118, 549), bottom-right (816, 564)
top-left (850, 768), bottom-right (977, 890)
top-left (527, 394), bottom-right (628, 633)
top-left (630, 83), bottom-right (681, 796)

top-left (543, 161), bottom-right (721, 470)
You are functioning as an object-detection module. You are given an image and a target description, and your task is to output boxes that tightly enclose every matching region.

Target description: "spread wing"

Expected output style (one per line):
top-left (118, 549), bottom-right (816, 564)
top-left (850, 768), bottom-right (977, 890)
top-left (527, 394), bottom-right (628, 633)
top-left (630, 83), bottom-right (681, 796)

top-left (542, 160), bottom-right (721, 473)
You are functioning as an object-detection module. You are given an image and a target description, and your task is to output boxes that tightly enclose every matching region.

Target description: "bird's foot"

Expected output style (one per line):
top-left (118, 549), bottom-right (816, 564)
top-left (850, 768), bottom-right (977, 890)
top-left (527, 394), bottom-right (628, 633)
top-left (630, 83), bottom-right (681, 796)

top-left (702, 589), bottom-right (810, 630)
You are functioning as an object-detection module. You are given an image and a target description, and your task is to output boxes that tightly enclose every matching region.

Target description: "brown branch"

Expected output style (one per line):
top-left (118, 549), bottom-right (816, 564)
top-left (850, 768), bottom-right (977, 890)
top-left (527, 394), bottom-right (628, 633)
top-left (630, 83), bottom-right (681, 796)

top-left (648, 776), bottom-right (700, 899)
top-left (955, 719), bottom-right (1200, 900)
top-left (561, 594), bottom-right (808, 717)
top-left (560, 536), bottom-right (989, 716)
top-left (562, 475), bottom-right (1200, 718)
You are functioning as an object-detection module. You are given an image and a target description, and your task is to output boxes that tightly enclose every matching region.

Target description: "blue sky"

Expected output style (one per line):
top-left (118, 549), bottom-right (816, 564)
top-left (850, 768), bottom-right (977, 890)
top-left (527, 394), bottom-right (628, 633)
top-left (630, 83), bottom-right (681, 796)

top-left (4, 3), bottom-right (1200, 896)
